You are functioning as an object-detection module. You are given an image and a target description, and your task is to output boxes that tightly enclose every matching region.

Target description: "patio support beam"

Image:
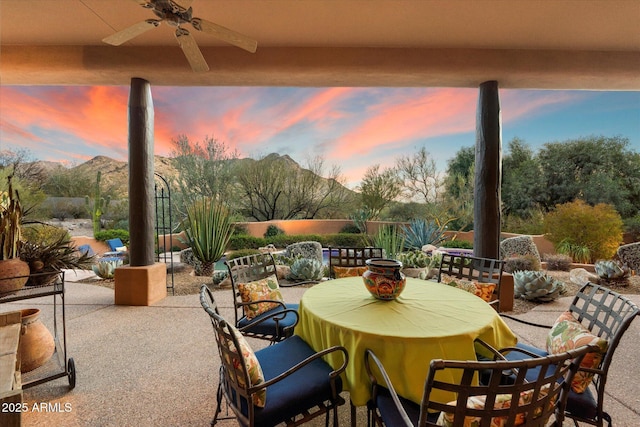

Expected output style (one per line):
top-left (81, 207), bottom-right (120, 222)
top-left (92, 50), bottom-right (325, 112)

top-left (127, 77), bottom-right (155, 266)
top-left (474, 80), bottom-right (502, 259)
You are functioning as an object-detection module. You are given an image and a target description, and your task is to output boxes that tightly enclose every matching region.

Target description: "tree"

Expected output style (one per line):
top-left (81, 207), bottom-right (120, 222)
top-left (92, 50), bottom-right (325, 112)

top-left (501, 138), bottom-right (545, 218)
top-left (442, 146), bottom-right (475, 231)
top-left (357, 164), bottom-right (402, 219)
top-left (395, 147), bottom-right (442, 204)
top-left (0, 147), bottom-right (46, 186)
top-left (235, 154), bottom-right (350, 221)
top-left (537, 135), bottom-right (640, 219)
top-left (170, 135), bottom-right (239, 205)
top-left (43, 167), bottom-right (94, 197)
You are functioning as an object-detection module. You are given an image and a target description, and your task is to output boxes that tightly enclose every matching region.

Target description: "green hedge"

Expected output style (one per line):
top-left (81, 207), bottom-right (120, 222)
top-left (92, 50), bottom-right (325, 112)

top-left (227, 233), bottom-right (370, 250)
top-left (94, 229), bottom-right (130, 245)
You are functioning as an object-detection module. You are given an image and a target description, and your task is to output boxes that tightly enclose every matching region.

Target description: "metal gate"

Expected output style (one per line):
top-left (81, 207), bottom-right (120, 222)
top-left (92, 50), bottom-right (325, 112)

top-left (154, 173), bottom-right (174, 295)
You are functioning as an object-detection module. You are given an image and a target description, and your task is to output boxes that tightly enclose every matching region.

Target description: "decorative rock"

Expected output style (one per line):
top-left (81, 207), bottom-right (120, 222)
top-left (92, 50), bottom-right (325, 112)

top-left (570, 268), bottom-right (598, 286)
top-left (259, 244), bottom-right (278, 253)
top-left (617, 242), bottom-right (640, 274)
top-left (500, 235), bottom-right (541, 264)
top-left (421, 244), bottom-right (437, 254)
top-left (276, 265), bottom-right (290, 280)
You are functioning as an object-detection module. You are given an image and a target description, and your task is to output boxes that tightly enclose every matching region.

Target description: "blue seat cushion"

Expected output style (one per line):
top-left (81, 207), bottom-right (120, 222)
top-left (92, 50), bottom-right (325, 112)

top-left (504, 342), bottom-right (597, 422)
top-left (238, 303), bottom-right (299, 338)
top-left (77, 244), bottom-right (95, 256)
top-left (241, 335), bottom-right (342, 426)
top-left (106, 238), bottom-right (125, 252)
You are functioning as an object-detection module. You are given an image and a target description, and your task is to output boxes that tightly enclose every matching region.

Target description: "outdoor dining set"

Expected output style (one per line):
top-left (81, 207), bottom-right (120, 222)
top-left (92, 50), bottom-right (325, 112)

top-left (199, 248), bottom-right (639, 427)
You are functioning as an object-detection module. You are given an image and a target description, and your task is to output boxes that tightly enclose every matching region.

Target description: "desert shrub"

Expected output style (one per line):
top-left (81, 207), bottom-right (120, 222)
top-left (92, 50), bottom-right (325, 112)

top-left (439, 239), bottom-right (473, 249)
top-left (504, 255), bottom-right (541, 273)
top-left (22, 223), bottom-right (70, 245)
top-left (225, 248), bottom-right (262, 260)
top-left (94, 229), bottom-right (130, 245)
top-left (267, 234), bottom-right (326, 247)
top-left (264, 225), bottom-right (285, 238)
top-left (543, 254), bottom-right (572, 271)
top-left (325, 233), bottom-right (367, 247)
top-left (49, 199), bottom-right (85, 220)
top-left (623, 215), bottom-right (640, 242)
top-left (500, 235), bottom-right (541, 265)
top-left (285, 241), bottom-right (323, 264)
top-left (110, 219), bottom-right (129, 231)
top-left (502, 211), bottom-right (545, 235)
top-left (339, 223), bottom-right (362, 234)
top-left (544, 200), bottom-right (623, 263)
top-left (227, 235), bottom-right (267, 250)
top-left (232, 223), bottom-right (249, 236)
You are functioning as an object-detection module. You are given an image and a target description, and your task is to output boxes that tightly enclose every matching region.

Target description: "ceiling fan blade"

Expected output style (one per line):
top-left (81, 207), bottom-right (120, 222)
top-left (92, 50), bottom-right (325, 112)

top-left (173, 0), bottom-right (194, 9)
top-left (190, 17), bottom-right (257, 53)
top-left (175, 28), bottom-right (209, 72)
top-left (102, 19), bottom-right (161, 46)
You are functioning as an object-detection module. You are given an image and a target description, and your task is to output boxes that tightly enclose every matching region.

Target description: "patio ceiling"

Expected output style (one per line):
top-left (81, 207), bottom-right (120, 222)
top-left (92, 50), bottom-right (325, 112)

top-left (1, 0), bottom-right (639, 88)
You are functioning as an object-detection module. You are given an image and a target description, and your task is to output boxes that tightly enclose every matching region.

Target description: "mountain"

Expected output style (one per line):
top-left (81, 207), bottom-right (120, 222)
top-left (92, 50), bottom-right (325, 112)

top-left (31, 153), bottom-right (353, 199)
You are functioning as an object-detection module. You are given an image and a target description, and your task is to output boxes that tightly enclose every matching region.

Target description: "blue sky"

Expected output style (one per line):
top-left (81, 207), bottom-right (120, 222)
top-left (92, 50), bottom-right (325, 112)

top-left (0, 86), bottom-right (638, 187)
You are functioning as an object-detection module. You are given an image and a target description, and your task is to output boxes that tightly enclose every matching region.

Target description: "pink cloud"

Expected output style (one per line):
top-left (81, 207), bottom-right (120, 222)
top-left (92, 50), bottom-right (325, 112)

top-left (326, 88), bottom-right (477, 160)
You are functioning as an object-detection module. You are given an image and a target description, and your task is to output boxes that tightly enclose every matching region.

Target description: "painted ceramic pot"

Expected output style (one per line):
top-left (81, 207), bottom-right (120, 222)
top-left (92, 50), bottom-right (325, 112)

top-left (362, 258), bottom-right (406, 300)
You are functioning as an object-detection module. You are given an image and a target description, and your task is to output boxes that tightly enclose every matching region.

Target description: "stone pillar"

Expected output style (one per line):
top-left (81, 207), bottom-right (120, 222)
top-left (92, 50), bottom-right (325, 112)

top-left (127, 77), bottom-right (155, 266)
top-left (474, 81), bottom-right (502, 259)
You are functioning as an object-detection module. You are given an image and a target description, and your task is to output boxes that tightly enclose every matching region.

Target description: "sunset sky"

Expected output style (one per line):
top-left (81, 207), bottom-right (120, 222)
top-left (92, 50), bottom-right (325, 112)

top-left (0, 86), bottom-right (638, 188)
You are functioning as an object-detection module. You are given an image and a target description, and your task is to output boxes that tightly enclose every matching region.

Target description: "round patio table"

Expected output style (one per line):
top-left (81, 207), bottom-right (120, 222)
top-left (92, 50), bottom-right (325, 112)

top-left (295, 277), bottom-right (517, 407)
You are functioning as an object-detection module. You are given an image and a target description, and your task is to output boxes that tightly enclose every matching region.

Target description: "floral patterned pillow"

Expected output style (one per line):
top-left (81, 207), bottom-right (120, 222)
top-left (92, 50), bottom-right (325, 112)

top-left (225, 325), bottom-right (266, 407)
top-left (238, 274), bottom-right (284, 320)
top-left (546, 311), bottom-right (608, 393)
top-left (440, 274), bottom-right (496, 302)
top-left (437, 385), bottom-right (553, 427)
top-left (333, 266), bottom-right (368, 278)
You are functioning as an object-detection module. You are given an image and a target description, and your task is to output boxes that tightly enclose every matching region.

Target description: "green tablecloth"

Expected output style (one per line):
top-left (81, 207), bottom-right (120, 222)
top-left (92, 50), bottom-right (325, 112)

top-left (295, 277), bottom-right (517, 406)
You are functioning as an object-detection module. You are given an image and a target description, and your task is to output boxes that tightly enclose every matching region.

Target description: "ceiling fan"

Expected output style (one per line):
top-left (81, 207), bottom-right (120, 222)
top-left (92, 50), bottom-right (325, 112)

top-left (102, 0), bottom-right (257, 72)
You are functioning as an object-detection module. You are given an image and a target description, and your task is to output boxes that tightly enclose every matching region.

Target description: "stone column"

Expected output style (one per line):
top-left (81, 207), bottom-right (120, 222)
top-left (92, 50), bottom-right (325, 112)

top-left (127, 77), bottom-right (155, 266)
top-left (474, 81), bottom-right (502, 259)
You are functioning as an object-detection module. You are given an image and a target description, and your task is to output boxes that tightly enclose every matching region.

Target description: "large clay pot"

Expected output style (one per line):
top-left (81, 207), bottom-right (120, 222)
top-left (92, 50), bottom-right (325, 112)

top-left (19, 308), bottom-right (55, 373)
top-left (362, 258), bottom-right (406, 300)
top-left (0, 258), bottom-right (30, 294)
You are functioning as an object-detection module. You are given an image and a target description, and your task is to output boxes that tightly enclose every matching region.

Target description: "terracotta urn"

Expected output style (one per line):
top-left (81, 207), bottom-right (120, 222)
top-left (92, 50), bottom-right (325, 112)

top-left (362, 258), bottom-right (406, 300)
top-left (19, 308), bottom-right (55, 373)
top-left (0, 258), bottom-right (30, 295)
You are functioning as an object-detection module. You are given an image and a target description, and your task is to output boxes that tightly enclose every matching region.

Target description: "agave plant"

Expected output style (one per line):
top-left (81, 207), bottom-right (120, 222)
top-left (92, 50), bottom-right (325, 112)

top-left (594, 260), bottom-right (630, 286)
top-left (179, 197), bottom-right (232, 277)
top-left (402, 218), bottom-right (448, 251)
top-left (92, 258), bottom-right (123, 279)
top-left (287, 258), bottom-right (324, 282)
top-left (513, 270), bottom-right (567, 302)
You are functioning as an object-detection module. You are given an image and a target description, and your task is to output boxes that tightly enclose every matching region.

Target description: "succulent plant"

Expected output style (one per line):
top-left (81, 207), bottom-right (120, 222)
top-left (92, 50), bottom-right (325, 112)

top-left (287, 258), bottom-right (324, 282)
top-left (92, 259), bottom-right (123, 279)
top-left (396, 250), bottom-right (432, 268)
top-left (402, 219), bottom-right (449, 251)
top-left (594, 260), bottom-right (630, 286)
top-left (513, 270), bottom-right (567, 302)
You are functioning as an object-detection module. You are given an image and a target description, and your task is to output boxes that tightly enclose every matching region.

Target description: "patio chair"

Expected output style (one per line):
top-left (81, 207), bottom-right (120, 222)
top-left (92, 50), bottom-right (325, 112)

top-left (225, 253), bottom-right (300, 343)
top-left (327, 246), bottom-right (384, 279)
top-left (500, 282), bottom-right (640, 427)
top-left (364, 344), bottom-right (594, 427)
top-left (437, 254), bottom-right (504, 311)
top-left (200, 285), bottom-right (349, 427)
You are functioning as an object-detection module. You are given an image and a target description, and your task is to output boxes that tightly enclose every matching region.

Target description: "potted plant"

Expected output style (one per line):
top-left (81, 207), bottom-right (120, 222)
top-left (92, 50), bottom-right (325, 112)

top-left (0, 175), bottom-right (30, 293)
top-left (19, 230), bottom-right (95, 286)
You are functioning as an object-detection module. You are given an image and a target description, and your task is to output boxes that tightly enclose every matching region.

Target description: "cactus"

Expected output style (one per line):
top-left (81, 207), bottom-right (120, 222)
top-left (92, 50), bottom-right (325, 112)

top-left (513, 270), bottom-right (567, 302)
top-left (85, 171), bottom-right (111, 236)
top-left (396, 250), bottom-right (432, 268)
top-left (92, 258), bottom-right (123, 279)
top-left (594, 260), bottom-right (630, 286)
top-left (287, 258), bottom-right (324, 282)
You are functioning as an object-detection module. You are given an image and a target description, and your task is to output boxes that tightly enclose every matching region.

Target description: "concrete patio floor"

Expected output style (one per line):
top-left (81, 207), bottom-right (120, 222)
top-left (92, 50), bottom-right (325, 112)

top-left (3, 272), bottom-right (639, 426)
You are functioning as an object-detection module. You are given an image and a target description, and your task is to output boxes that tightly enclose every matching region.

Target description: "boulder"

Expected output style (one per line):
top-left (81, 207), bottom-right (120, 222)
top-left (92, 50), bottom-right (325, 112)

top-left (570, 268), bottom-right (598, 286)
